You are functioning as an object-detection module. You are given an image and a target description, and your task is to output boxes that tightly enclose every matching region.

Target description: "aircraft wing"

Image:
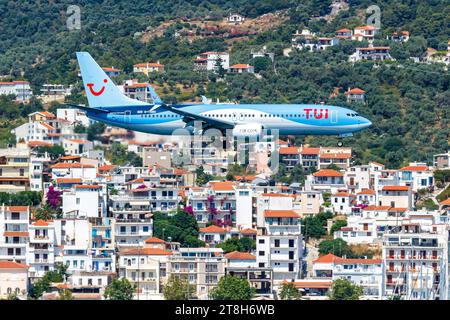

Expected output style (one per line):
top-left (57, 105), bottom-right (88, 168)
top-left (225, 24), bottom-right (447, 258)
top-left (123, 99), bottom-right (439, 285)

top-left (65, 103), bottom-right (109, 113)
top-left (159, 104), bottom-right (234, 130)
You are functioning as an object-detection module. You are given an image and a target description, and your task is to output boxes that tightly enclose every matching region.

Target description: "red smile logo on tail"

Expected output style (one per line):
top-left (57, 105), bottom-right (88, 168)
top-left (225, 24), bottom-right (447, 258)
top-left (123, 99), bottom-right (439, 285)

top-left (87, 79), bottom-right (107, 96)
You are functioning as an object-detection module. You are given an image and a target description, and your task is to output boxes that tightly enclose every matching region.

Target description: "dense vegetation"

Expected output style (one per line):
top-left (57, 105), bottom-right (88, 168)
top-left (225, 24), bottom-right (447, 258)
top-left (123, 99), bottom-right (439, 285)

top-left (0, 1), bottom-right (448, 167)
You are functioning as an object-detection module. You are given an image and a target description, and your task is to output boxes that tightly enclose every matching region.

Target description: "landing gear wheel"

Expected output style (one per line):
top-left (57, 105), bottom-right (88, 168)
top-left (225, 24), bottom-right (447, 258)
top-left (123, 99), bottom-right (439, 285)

top-left (337, 140), bottom-right (343, 147)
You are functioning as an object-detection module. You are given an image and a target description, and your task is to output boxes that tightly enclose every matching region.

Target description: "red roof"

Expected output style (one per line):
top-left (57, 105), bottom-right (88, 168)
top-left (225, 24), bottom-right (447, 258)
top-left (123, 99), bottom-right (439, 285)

top-left (98, 164), bottom-right (117, 171)
top-left (230, 64), bottom-right (253, 69)
top-left (225, 251), bottom-right (256, 260)
top-left (120, 248), bottom-right (172, 256)
top-left (313, 169), bottom-right (343, 177)
top-left (144, 237), bottom-right (165, 244)
top-left (209, 181), bottom-right (235, 191)
top-left (240, 228), bottom-right (257, 235)
top-left (75, 185), bottom-right (101, 189)
top-left (399, 165), bottom-right (429, 171)
top-left (4, 206), bottom-right (29, 212)
top-left (28, 141), bottom-right (52, 147)
top-left (332, 191), bottom-right (351, 197)
top-left (33, 220), bottom-right (50, 226)
top-left (261, 193), bottom-right (292, 198)
top-left (40, 122), bottom-right (55, 130)
top-left (60, 155), bottom-right (81, 160)
top-left (0, 261), bottom-right (29, 269)
top-left (264, 210), bottom-right (300, 218)
top-left (199, 225), bottom-right (227, 233)
top-left (440, 198), bottom-right (450, 206)
top-left (355, 25), bottom-right (376, 31)
top-left (279, 147), bottom-right (300, 155)
top-left (382, 185), bottom-right (409, 191)
top-left (102, 67), bottom-right (121, 72)
top-left (300, 147), bottom-right (320, 155)
top-left (56, 178), bottom-right (82, 184)
top-left (336, 28), bottom-right (351, 33)
top-left (345, 88), bottom-right (365, 95)
top-left (363, 205), bottom-right (391, 211)
top-left (4, 231), bottom-right (28, 237)
top-left (68, 139), bottom-right (89, 144)
top-left (313, 253), bottom-right (381, 265)
top-left (357, 189), bottom-right (376, 195)
top-left (320, 153), bottom-right (351, 159)
top-left (52, 163), bottom-right (95, 169)
top-left (134, 62), bottom-right (164, 68)
top-left (291, 280), bottom-right (333, 289)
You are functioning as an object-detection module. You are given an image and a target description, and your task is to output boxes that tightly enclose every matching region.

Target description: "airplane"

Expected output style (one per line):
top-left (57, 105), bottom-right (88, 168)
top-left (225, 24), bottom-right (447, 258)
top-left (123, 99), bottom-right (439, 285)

top-left (71, 52), bottom-right (372, 146)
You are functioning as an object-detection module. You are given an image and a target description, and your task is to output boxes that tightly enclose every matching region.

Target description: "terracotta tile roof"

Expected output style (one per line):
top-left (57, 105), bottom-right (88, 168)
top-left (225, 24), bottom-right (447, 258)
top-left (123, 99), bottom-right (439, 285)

top-left (75, 185), bottom-right (101, 189)
top-left (313, 253), bottom-right (340, 263)
top-left (332, 191), bottom-right (351, 197)
top-left (291, 280), bottom-right (333, 289)
top-left (399, 165), bottom-right (429, 171)
top-left (52, 163), bottom-right (95, 169)
top-left (40, 122), bottom-right (55, 131)
top-left (0, 261), bottom-right (29, 269)
top-left (363, 205), bottom-right (391, 211)
top-left (98, 164), bottom-right (117, 171)
top-left (261, 193), bottom-right (292, 197)
top-left (382, 185), bottom-right (409, 191)
top-left (225, 251), bottom-right (256, 260)
top-left (336, 28), bottom-right (351, 33)
top-left (230, 64), bottom-right (253, 69)
top-left (134, 62), bottom-right (164, 68)
top-left (4, 231), bottom-right (29, 237)
top-left (60, 155), bottom-right (81, 160)
top-left (313, 169), bottom-right (343, 177)
top-left (28, 140), bottom-right (52, 147)
top-left (199, 225), bottom-right (227, 233)
top-left (120, 248), bottom-right (172, 256)
top-left (264, 210), bottom-right (300, 218)
top-left (358, 47), bottom-right (390, 51)
top-left (68, 139), bottom-right (89, 144)
top-left (4, 206), bottom-right (29, 211)
top-left (240, 228), bottom-right (257, 235)
top-left (355, 25), bottom-right (376, 30)
top-left (345, 88), bottom-right (365, 95)
top-left (320, 153), bottom-right (351, 159)
top-left (279, 147), bottom-right (300, 155)
top-left (440, 198), bottom-right (450, 206)
top-left (278, 139), bottom-right (289, 145)
top-left (56, 178), bottom-right (82, 184)
top-left (357, 189), bottom-right (376, 195)
top-left (300, 147), bottom-right (320, 155)
top-left (102, 67), bottom-right (121, 72)
top-left (144, 237), bottom-right (165, 244)
top-left (388, 207), bottom-right (407, 212)
top-left (32, 220), bottom-right (50, 226)
top-left (209, 181), bottom-right (235, 191)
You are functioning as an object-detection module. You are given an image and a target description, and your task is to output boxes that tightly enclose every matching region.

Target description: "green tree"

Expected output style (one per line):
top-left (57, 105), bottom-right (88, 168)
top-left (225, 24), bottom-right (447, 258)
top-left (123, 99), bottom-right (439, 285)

top-left (330, 220), bottom-right (347, 235)
top-left (216, 237), bottom-right (255, 253)
top-left (279, 282), bottom-right (301, 300)
top-left (87, 122), bottom-right (106, 141)
top-left (318, 238), bottom-right (353, 257)
top-left (253, 56), bottom-right (272, 73)
top-left (328, 278), bottom-right (363, 300)
top-left (58, 289), bottom-right (73, 300)
top-left (104, 278), bottom-right (136, 300)
top-left (195, 166), bottom-right (213, 186)
top-left (34, 203), bottom-right (57, 221)
top-left (163, 275), bottom-right (195, 300)
top-left (211, 275), bottom-right (255, 300)
top-left (36, 145), bottom-right (65, 159)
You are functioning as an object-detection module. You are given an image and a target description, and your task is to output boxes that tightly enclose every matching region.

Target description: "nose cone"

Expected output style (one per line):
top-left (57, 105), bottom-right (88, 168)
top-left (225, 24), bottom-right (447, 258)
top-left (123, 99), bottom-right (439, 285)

top-left (361, 118), bottom-right (372, 128)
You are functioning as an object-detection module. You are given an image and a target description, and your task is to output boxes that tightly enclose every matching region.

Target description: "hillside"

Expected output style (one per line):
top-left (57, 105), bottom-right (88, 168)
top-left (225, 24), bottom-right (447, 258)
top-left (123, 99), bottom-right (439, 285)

top-left (0, 0), bottom-right (449, 168)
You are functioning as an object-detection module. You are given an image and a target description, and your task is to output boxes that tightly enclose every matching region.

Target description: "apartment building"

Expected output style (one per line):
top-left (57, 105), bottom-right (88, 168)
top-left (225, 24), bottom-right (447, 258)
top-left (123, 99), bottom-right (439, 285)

top-left (433, 151), bottom-right (450, 169)
top-left (349, 46), bottom-right (393, 62)
top-left (225, 251), bottom-right (274, 298)
top-left (382, 225), bottom-right (448, 300)
top-left (379, 185), bottom-right (413, 210)
top-left (0, 206), bottom-right (30, 264)
top-left (306, 169), bottom-right (345, 193)
top-left (0, 144), bottom-right (30, 192)
top-left (193, 52), bottom-right (230, 72)
top-left (133, 62), bottom-right (165, 75)
top-left (119, 247), bottom-right (172, 300)
top-left (27, 220), bottom-right (56, 280)
top-left (352, 25), bottom-right (378, 42)
top-left (62, 185), bottom-right (104, 218)
top-left (257, 210), bottom-right (303, 286)
top-left (89, 217), bottom-right (116, 272)
top-left (0, 80), bottom-right (33, 101)
top-left (0, 261), bottom-right (29, 299)
top-left (166, 248), bottom-right (225, 300)
top-left (109, 191), bottom-right (153, 248)
top-left (331, 191), bottom-right (354, 215)
top-left (297, 190), bottom-right (323, 216)
top-left (312, 253), bottom-right (384, 299)
top-left (398, 163), bottom-right (434, 191)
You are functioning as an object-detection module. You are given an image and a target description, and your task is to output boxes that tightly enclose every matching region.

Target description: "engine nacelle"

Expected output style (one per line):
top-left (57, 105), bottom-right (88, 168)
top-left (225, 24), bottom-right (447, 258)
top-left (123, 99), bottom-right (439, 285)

top-left (232, 123), bottom-right (263, 138)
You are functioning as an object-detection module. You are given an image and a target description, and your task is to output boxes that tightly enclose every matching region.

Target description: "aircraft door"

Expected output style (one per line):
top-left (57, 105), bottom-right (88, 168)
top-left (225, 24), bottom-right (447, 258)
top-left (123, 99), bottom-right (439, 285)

top-left (124, 110), bottom-right (131, 123)
top-left (331, 110), bottom-right (338, 123)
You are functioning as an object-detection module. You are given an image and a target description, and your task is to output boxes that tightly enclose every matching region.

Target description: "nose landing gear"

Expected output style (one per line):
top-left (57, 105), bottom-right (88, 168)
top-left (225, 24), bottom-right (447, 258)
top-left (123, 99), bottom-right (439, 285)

top-left (337, 140), bottom-right (344, 147)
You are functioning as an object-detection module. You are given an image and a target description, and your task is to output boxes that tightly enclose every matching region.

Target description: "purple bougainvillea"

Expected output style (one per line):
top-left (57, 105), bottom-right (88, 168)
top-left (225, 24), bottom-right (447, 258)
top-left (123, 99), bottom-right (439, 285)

top-left (46, 185), bottom-right (62, 209)
top-left (184, 205), bottom-right (194, 216)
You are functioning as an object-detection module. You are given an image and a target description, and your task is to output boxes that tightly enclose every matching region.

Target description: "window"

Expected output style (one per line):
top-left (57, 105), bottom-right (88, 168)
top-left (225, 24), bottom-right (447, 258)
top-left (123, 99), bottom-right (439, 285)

top-left (274, 239), bottom-right (280, 247)
top-left (259, 239), bottom-right (265, 244)
top-left (259, 263), bottom-right (265, 267)
top-left (288, 263), bottom-right (294, 272)
top-left (259, 251), bottom-right (265, 256)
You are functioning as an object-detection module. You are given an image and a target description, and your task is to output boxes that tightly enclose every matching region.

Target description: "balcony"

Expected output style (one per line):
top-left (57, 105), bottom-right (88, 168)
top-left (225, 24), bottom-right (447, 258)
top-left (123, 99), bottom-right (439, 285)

top-left (115, 218), bottom-right (152, 224)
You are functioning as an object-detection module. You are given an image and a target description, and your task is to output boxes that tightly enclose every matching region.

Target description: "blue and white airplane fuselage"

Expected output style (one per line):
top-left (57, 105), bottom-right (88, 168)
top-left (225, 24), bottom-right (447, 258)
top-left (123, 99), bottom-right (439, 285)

top-left (75, 52), bottom-right (372, 138)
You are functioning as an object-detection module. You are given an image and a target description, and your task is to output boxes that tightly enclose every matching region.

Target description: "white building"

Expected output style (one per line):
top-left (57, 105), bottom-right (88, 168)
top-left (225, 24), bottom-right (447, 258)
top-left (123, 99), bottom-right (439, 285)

top-left (62, 185), bottom-right (103, 218)
top-left (57, 108), bottom-right (91, 126)
top-left (27, 220), bottom-right (56, 279)
top-left (398, 163), bottom-right (434, 191)
top-left (194, 52), bottom-right (230, 72)
top-left (256, 210), bottom-right (303, 287)
top-left (0, 206), bottom-right (29, 264)
top-left (0, 81), bottom-right (33, 101)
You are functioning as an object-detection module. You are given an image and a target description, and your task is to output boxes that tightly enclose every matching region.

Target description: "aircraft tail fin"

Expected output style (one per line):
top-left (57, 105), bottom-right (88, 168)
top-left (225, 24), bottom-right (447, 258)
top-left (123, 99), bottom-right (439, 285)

top-left (76, 52), bottom-right (147, 108)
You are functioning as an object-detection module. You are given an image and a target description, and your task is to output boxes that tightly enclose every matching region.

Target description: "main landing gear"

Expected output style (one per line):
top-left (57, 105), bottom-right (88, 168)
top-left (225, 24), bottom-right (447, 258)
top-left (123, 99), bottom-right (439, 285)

top-left (337, 140), bottom-right (344, 147)
top-left (337, 133), bottom-right (353, 147)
